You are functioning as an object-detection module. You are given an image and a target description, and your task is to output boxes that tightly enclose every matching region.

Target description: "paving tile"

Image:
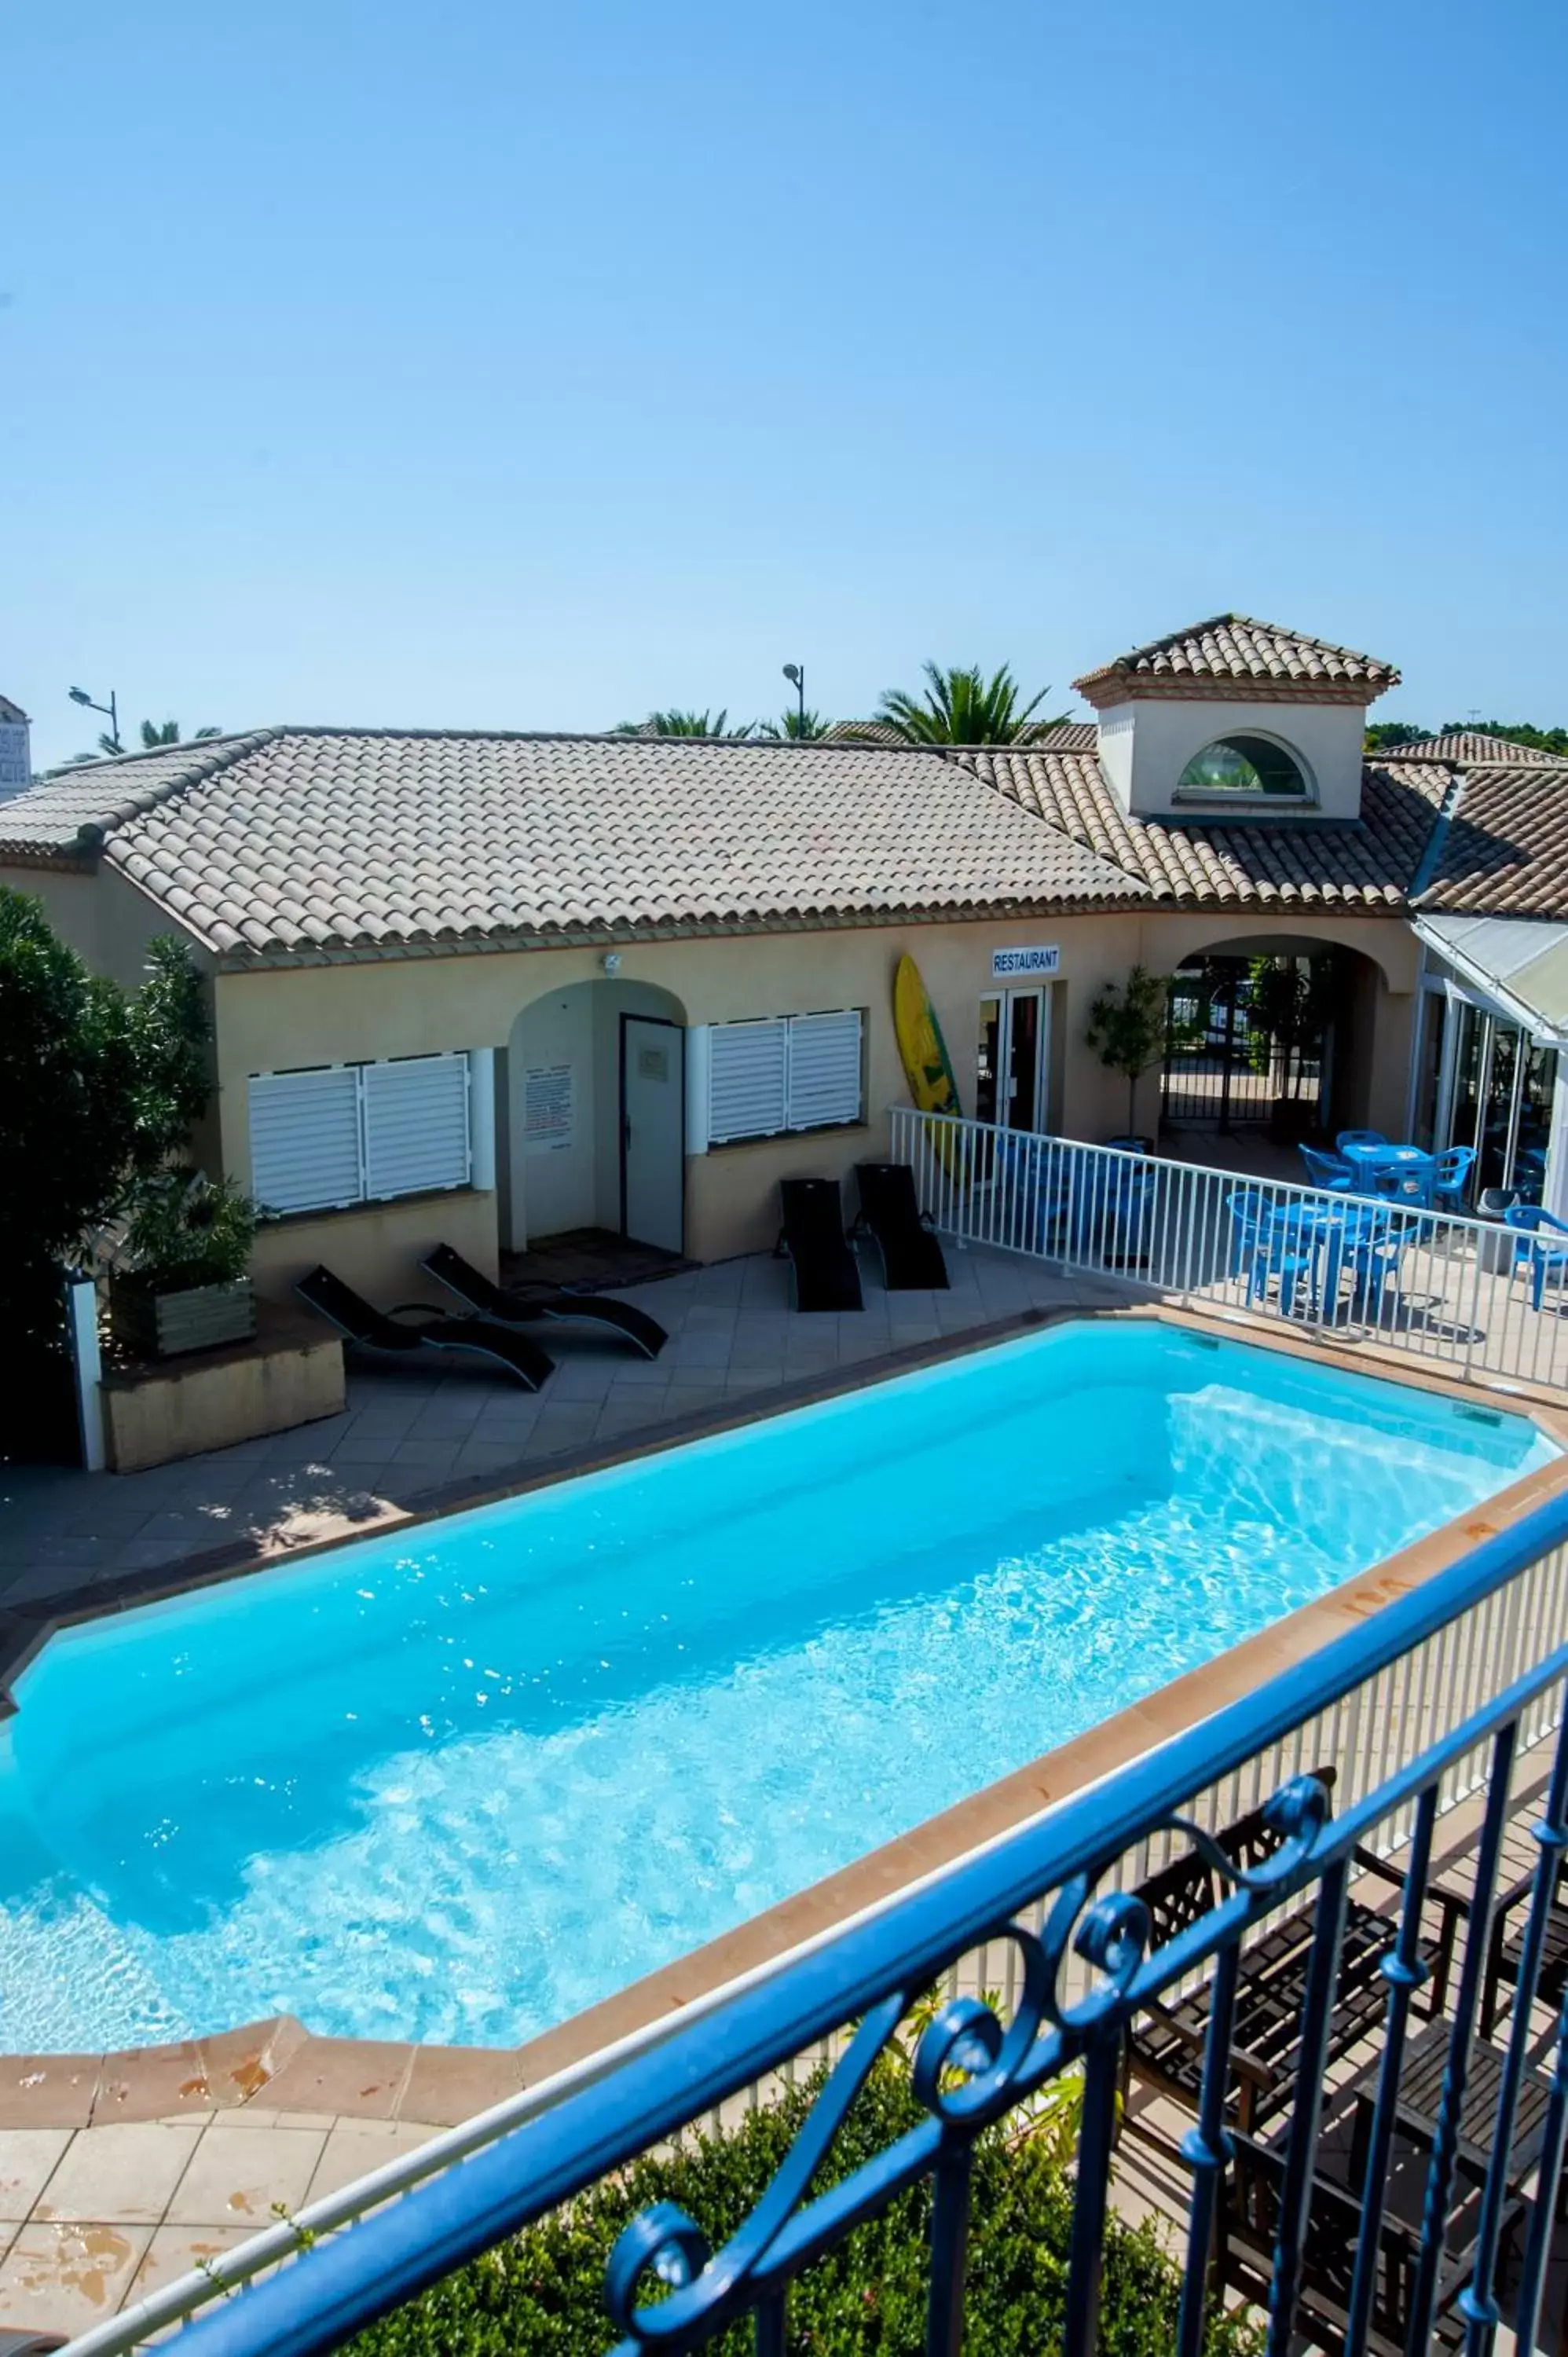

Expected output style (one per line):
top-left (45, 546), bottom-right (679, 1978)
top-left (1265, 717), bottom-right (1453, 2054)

top-left (93, 2041), bottom-right (214, 2124)
top-left (0, 2130), bottom-right (73, 2223)
top-left (0, 2220), bottom-right (153, 2336)
top-left (126, 2222), bottom-right (255, 2307)
top-left (260, 2040), bottom-right (412, 2121)
top-left (0, 2061), bottom-right (101, 2132)
top-left (303, 2119), bottom-right (440, 2204)
top-left (34, 2124), bottom-right (204, 2226)
top-left (163, 2125), bottom-right (327, 2228)
top-left (397, 2049), bottom-right (526, 2128)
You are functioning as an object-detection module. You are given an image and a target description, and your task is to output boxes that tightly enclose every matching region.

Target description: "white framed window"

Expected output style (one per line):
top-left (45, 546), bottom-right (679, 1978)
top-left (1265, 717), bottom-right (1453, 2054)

top-left (249, 1053), bottom-right (472, 1215)
top-left (705, 1010), bottom-right (863, 1146)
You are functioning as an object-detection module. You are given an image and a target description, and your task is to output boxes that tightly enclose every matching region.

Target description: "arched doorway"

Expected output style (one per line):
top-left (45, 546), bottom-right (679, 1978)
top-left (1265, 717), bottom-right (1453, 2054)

top-left (1160, 937), bottom-right (1383, 1147)
top-left (500, 977), bottom-right (687, 1255)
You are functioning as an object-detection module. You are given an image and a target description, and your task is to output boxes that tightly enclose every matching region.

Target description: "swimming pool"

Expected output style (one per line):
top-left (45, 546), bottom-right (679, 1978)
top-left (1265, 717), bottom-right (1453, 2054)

top-left (0, 1320), bottom-right (1554, 2051)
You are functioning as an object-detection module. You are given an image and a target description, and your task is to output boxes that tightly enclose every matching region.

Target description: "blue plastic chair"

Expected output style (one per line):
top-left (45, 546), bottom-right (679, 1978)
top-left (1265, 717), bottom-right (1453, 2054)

top-left (1347, 1208), bottom-right (1405, 1322)
top-left (1433, 1145), bottom-right (1476, 1211)
top-left (1504, 1205), bottom-right (1568, 1311)
top-left (1374, 1153), bottom-right (1437, 1210)
top-left (1299, 1145), bottom-right (1354, 1194)
top-left (1226, 1193), bottom-right (1315, 1315)
top-left (1336, 1130), bottom-right (1387, 1156)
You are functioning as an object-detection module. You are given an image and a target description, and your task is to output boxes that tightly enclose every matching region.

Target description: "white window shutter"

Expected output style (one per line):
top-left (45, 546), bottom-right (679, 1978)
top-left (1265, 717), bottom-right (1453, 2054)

top-left (362, 1054), bottom-right (471, 1198)
top-left (248, 1069), bottom-right (364, 1215)
top-left (709, 1021), bottom-right (789, 1144)
top-left (787, 1010), bottom-right (863, 1130)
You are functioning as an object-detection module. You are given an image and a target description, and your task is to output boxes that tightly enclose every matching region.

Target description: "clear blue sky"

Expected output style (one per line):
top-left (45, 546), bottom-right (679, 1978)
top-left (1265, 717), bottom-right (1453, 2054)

top-left (5, 0), bottom-right (1566, 769)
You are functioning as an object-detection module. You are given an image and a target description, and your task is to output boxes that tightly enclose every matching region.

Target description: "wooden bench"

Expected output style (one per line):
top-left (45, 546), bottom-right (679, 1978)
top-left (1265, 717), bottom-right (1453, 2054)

top-left (1124, 1774), bottom-right (1465, 2135)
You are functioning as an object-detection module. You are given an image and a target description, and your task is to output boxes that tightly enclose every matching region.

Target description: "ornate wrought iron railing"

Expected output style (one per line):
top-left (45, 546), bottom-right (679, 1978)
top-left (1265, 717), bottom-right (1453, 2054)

top-left (150, 1483), bottom-right (1568, 2357)
top-left (888, 1105), bottom-right (1568, 1398)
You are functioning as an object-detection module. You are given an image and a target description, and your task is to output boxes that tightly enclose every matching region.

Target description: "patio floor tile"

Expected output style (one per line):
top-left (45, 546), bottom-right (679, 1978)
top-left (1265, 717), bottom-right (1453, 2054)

top-left (163, 2124), bottom-right (327, 2228)
top-left (0, 2130), bottom-right (73, 2223)
top-left (0, 2221), bottom-right (153, 2335)
top-left (126, 2222), bottom-right (255, 2308)
top-left (33, 2124), bottom-right (204, 2226)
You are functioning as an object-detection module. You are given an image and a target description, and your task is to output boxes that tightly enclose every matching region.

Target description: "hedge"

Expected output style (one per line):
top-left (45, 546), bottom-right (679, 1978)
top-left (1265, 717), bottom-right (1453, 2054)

top-left (350, 2058), bottom-right (1262, 2356)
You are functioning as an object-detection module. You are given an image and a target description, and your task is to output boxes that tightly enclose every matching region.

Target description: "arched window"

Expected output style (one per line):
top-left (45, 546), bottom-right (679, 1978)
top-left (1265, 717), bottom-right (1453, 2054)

top-left (1176, 735), bottom-right (1310, 800)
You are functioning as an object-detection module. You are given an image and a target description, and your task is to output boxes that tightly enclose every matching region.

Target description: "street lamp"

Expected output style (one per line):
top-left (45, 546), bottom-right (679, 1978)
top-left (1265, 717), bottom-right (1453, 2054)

top-left (68, 684), bottom-right (121, 753)
top-left (782, 662), bottom-right (805, 738)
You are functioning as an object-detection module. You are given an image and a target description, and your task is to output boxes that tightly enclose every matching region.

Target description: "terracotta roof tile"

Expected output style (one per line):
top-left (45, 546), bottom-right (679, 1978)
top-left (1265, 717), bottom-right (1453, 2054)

top-left (1417, 763), bottom-right (1568, 918)
top-left (954, 748), bottom-right (1449, 911)
top-left (1379, 731), bottom-right (1560, 768)
top-left (1073, 614), bottom-right (1398, 700)
top-left (0, 728), bottom-right (1146, 960)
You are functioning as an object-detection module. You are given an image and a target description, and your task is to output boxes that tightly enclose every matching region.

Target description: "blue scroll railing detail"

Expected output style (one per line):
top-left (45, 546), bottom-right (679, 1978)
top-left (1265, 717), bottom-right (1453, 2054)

top-left (172, 1488), bottom-right (1568, 2357)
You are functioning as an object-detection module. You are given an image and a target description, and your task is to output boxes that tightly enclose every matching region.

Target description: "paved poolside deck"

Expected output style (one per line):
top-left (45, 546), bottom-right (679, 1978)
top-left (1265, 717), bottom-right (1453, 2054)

top-left (0, 1244), bottom-right (1117, 1632)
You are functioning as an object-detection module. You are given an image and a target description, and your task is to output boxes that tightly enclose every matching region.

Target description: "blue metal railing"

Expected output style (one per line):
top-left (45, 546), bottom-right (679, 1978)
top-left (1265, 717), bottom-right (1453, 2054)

top-left (170, 1487), bottom-right (1568, 2357)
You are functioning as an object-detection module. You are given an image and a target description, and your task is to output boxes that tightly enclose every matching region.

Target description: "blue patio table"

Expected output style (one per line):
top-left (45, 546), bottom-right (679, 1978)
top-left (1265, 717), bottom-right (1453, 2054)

top-left (1266, 1198), bottom-right (1394, 1320)
top-left (1336, 1139), bottom-right (1434, 1202)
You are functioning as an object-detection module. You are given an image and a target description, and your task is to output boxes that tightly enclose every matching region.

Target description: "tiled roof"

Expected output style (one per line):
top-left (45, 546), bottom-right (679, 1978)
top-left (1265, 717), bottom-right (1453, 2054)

top-left (1074, 614), bottom-right (1398, 702)
top-left (1416, 762), bottom-right (1568, 918)
top-left (0, 728), bottom-right (1146, 961)
top-left (820, 719), bottom-right (1097, 751)
top-left (952, 747), bottom-right (1451, 911)
top-left (1379, 731), bottom-right (1560, 768)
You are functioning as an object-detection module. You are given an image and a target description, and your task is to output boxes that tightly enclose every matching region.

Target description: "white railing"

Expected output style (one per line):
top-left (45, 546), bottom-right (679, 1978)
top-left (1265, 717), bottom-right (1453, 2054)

top-left (888, 1106), bottom-right (1568, 1397)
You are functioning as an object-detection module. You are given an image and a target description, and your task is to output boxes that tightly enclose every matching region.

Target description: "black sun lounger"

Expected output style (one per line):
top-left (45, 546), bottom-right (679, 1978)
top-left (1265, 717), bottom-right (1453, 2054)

top-left (295, 1265), bottom-right (554, 1391)
top-left (853, 1161), bottom-right (950, 1290)
top-left (777, 1178), bottom-right (863, 1312)
top-left (420, 1243), bottom-right (668, 1359)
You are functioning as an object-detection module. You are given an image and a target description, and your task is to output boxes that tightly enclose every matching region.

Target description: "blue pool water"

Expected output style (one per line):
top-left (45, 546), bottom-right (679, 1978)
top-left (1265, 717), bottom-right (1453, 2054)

top-left (0, 1322), bottom-right (1554, 2050)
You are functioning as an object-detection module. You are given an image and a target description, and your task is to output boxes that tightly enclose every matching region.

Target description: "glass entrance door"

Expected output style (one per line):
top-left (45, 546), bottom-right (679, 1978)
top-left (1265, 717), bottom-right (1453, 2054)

top-left (976, 989), bottom-right (1047, 1131)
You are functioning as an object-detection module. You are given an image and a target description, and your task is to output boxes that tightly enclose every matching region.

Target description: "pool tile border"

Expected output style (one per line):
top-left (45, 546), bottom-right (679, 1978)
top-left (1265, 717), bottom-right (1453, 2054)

top-left (5, 1300), bottom-right (1567, 2130)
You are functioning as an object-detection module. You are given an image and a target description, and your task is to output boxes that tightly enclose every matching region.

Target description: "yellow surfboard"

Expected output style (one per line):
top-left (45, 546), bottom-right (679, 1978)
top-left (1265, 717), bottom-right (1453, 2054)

top-left (894, 955), bottom-right (962, 1166)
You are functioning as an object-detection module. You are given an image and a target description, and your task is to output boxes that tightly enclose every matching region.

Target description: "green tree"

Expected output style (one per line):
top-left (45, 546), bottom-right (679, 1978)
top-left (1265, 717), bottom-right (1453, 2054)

top-left (1439, 719), bottom-right (1568, 757)
top-left (1245, 954), bottom-right (1338, 1098)
top-left (136, 719), bottom-right (223, 750)
top-left (1365, 720), bottom-right (1426, 752)
top-left (875, 661), bottom-right (1069, 746)
top-left (1086, 966), bottom-right (1169, 1135)
top-left (0, 893), bottom-right (212, 1442)
top-left (610, 709), bottom-right (753, 739)
top-left (754, 706), bottom-right (831, 740)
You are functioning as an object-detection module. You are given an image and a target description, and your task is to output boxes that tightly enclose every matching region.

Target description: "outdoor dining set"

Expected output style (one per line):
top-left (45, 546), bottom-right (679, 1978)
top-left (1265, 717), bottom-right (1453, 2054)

top-left (1225, 1131), bottom-right (1568, 1326)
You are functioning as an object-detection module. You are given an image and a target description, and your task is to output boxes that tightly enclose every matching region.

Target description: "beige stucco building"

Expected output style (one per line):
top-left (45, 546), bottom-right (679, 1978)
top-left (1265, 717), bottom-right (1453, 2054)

top-left (8, 614), bottom-right (1544, 1310)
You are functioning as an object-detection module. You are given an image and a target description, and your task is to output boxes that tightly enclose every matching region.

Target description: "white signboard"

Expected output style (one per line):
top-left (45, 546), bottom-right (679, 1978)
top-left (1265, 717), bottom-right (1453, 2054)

top-left (523, 1063), bottom-right (575, 1156)
top-left (991, 944), bottom-right (1060, 981)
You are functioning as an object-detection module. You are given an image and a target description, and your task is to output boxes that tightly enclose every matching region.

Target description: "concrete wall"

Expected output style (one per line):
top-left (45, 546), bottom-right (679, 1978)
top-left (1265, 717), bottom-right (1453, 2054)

top-left (1095, 697), bottom-right (1368, 822)
top-left (0, 860), bottom-right (215, 992)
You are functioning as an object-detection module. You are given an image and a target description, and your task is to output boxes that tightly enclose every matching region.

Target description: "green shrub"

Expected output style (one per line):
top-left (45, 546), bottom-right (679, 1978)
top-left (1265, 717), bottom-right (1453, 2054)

top-left (350, 2061), bottom-right (1259, 2357)
top-left (114, 1168), bottom-right (260, 1291)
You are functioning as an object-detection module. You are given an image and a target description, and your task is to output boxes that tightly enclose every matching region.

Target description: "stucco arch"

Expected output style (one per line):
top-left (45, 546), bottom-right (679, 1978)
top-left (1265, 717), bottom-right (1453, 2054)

top-left (1139, 915), bottom-right (1416, 995)
top-left (500, 975), bottom-right (687, 1250)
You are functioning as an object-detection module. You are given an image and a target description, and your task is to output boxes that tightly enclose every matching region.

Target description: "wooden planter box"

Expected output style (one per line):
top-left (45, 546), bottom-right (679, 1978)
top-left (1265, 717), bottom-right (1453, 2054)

top-left (111, 1276), bottom-right (256, 1360)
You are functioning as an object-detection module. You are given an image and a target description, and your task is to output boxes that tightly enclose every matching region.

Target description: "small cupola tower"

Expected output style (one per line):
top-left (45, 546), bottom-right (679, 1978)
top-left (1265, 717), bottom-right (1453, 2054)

top-left (1072, 615), bottom-right (1398, 823)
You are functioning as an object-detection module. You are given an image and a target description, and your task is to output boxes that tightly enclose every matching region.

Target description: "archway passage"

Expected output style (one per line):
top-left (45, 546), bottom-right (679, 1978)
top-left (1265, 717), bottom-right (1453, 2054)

top-left (500, 976), bottom-right (690, 1283)
top-left (1160, 941), bottom-right (1379, 1147)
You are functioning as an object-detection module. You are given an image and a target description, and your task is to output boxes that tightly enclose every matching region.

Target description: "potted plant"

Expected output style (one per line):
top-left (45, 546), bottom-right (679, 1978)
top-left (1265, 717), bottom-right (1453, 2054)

top-left (1086, 966), bottom-right (1168, 1152)
top-left (109, 1168), bottom-right (261, 1358)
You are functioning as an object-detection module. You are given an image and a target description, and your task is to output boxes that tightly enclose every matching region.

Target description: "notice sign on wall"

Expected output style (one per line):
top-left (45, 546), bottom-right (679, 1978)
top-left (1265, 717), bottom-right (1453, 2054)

top-left (991, 944), bottom-right (1061, 981)
top-left (524, 1063), bottom-right (576, 1156)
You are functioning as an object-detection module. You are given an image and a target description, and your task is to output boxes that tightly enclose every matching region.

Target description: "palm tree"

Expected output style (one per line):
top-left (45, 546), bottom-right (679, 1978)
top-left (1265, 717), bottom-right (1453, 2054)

top-left (874, 662), bottom-right (1068, 746)
top-left (754, 707), bottom-right (830, 741)
top-left (137, 720), bottom-right (222, 750)
top-left (610, 709), bottom-right (753, 739)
